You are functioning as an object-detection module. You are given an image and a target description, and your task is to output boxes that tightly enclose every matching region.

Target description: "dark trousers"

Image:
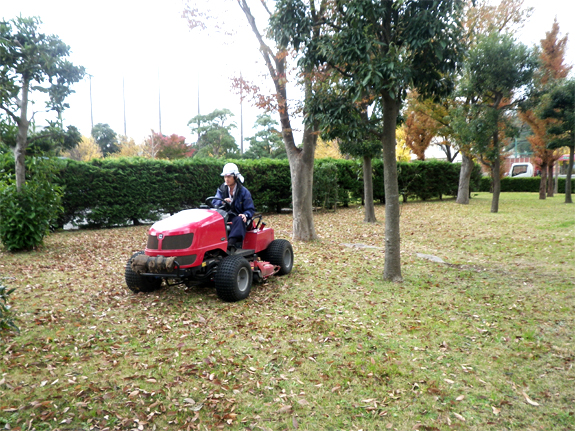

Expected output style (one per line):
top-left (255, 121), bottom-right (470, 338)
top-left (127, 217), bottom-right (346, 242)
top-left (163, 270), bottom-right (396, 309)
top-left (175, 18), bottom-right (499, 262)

top-left (228, 214), bottom-right (247, 247)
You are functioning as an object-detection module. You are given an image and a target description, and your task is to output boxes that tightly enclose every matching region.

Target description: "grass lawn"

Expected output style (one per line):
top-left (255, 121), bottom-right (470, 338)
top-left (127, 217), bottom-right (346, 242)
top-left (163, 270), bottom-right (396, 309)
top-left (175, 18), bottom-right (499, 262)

top-left (1, 192), bottom-right (574, 431)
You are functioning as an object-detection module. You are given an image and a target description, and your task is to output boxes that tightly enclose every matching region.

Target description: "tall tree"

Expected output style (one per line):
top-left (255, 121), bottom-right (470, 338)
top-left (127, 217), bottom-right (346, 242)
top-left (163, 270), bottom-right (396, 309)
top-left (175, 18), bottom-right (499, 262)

top-left (243, 114), bottom-right (286, 159)
top-left (272, 0), bottom-right (466, 281)
top-left (184, 0), bottom-right (320, 241)
top-left (404, 110), bottom-right (438, 161)
top-left (188, 109), bottom-right (238, 158)
top-left (541, 78), bottom-right (575, 204)
top-left (91, 123), bottom-right (119, 156)
top-left (462, 32), bottom-right (536, 213)
top-left (464, 0), bottom-right (533, 38)
top-left (520, 19), bottom-right (571, 199)
top-left (423, 0), bottom-right (534, 204)
top-left (538, 19), bottom-right (572, 85)
top-left (521, 110), bottom-right (555, 199)
top-left (310, 90), bottom-right (382, 223)
top-left (0, 16), bottom-right (84, 190)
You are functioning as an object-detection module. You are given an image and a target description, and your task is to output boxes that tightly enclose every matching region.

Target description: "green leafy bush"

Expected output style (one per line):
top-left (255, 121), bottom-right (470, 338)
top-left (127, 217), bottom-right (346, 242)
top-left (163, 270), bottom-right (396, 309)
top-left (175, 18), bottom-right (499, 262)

top-left (0, 280), bottom-right (18, 333)
top-left (313, 161), bottom-right (339, 209)
top-left (2, 155), bottom-right (482, 227)
top-left (0, 158), bottom-right (63, 251)
top-left (479, 176), bottom-right (575, 192)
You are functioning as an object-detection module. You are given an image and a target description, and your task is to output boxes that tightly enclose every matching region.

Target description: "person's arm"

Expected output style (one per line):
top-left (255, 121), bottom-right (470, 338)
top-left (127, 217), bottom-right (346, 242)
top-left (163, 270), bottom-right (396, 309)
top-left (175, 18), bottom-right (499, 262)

top-left (239, 189), bottom-right (255, 220)
top-left (212, 185), bottom-right (225, 207)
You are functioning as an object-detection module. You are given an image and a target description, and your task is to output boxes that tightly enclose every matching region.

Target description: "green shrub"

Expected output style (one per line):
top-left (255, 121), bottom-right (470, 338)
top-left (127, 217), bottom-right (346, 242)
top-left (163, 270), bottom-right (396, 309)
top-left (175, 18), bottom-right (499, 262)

top-left (3, 155), bottom-right (481, 227)
top-left (479, 176), bottom-right (575, 193)
top-left (0, 158), bottom-right (63, 251)
top-left (0, 280), bottom-right (18, 333)
top-left (313, 161), bottom-right (339, 209)
top-left (558, 177), bottom-right (575, 193)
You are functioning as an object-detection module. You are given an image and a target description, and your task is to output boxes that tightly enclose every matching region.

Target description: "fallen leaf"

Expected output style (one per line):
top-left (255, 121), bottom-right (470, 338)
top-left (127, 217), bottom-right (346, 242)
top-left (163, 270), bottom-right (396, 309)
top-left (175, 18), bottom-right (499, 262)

top-left (278, 405), bottom-right (292, 413)
top-left (491, 406), bottom-right (501, 415)
top-left (128, 390), bottom-right (140, 398)
top-left (190, 403), bottom-right (203, 412)
top-left (453, 413), bottom-right (465, 422)
top-left (444, 379), bottom-right (454, 384)
top-left (455, 395), bottom-right (464, 401)
top-left (522, 391), bottom-right (539, 406)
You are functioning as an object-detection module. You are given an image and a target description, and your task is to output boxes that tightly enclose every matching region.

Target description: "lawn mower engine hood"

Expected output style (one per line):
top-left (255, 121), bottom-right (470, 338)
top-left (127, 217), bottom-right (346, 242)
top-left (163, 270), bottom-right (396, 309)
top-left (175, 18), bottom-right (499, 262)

top-left (142, 208), bottom-right (228, 269)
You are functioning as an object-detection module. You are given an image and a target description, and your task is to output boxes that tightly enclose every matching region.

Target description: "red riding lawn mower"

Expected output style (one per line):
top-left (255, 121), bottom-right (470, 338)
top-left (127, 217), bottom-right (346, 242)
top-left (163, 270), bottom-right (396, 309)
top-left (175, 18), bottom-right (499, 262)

top-left (124, 197), bottom-right (294, 302)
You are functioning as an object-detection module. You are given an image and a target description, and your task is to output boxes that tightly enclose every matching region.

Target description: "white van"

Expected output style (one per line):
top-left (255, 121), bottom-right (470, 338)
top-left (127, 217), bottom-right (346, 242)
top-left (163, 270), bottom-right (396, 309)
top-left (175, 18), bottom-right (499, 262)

top-left (508, 162), bottom-right (534, 178)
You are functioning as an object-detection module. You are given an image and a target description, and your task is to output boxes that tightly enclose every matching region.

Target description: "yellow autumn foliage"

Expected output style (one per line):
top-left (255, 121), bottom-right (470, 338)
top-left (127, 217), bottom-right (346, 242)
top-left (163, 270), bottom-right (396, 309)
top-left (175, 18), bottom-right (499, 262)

top-left (315, 136), bottom-right (344, 159)
top-left (395, 126), bottom-right (412, 162)
top-left (108, 135), bottom-right (143, 158)
top-left (62, 136), bottom-right (103, 161)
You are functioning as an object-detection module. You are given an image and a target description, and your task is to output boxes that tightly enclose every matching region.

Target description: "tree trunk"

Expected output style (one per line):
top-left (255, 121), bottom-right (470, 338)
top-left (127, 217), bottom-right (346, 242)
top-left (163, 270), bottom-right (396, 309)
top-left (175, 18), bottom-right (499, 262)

top-left (15, 80), bottom-right (30, 192)
top-left (284, 128), bottom-right (317, 241)
top-left (237, 0), bottom-right (318, 241)
top-left (565, 145), bottom-right (574, 204)
top-left (381, 94), bottom-right (402, 282)
top-left (362, 155), bottom-right (376, 223)
top-left (547, 161), bottom-right (554, 197)
top-left (283, 80), bottom-right (318, 241)
top-left (456, 152), bottom-right (473, 204)
top-left (539, 162), bottom-right (548, 200)
top-left (490, 133), bottom-right (501, 213)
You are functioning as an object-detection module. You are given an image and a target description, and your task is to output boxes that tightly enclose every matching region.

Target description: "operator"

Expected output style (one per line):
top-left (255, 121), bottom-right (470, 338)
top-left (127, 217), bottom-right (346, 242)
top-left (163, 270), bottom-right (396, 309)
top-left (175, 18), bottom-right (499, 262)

top-left (213, 163), bottom-right (256, 251)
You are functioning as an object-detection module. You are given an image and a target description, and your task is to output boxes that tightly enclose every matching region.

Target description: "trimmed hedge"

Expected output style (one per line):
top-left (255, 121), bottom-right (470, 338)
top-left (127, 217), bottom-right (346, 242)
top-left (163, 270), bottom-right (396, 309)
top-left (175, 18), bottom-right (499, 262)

top-left (0, 154), bottom-right (483, 228)
top-left (479, 176), bottom-right (575, 193)
top-left (55, 158), bottom-right (293, 226)
top-left (375, 159), bottom-right (482, 203)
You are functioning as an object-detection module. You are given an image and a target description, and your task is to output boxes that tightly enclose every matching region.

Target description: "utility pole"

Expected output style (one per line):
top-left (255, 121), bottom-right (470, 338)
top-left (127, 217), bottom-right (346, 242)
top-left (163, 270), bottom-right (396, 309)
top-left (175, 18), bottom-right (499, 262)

top-left (123, 77), bottom-right (127, 136)
top-left (240, 72), bottom-right (244, 154)
top-left (88, 74), bottom-right (94, 132)
top-left (197, 73), bottom-right (200, 142)
top-left (158, 70), bottom-right (162, 135)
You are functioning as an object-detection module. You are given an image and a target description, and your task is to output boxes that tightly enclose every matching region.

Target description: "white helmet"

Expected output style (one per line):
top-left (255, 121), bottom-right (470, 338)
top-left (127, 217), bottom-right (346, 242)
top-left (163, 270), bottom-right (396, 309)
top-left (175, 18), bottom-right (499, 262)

top-left (221, 163), bottom-right (239, 176)
top-left (221, 163), bottom-right (245, 183)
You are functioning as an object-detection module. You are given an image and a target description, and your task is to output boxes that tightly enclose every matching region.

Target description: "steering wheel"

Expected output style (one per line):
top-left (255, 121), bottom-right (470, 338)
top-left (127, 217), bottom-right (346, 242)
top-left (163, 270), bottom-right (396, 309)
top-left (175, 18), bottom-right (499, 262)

top-left (205, 196), bottom-right (232, 212)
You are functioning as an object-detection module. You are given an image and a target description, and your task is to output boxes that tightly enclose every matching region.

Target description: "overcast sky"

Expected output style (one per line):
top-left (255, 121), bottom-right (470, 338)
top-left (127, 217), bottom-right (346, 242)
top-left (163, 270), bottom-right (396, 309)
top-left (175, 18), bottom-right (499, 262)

top-left (2, 0), bottom-right (574, 149)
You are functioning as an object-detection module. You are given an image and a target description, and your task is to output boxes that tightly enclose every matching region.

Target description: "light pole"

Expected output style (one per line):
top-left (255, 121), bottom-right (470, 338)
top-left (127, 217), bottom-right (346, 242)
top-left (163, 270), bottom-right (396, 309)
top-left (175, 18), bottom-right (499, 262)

top-left (88, 74), bottom-right (94, 132)
top-left (123, 77), bottom-right (127, 136)
top-left (240, 72), bottom-right (244, 154)
top-left (158, 69), bottom-right (162, 135)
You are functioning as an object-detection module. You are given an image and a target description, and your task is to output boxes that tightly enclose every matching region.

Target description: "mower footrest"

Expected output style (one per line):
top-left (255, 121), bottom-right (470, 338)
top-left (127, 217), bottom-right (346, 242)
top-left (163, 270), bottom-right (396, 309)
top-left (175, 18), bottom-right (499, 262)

top-left (233, 249), bottom-right (255, 258)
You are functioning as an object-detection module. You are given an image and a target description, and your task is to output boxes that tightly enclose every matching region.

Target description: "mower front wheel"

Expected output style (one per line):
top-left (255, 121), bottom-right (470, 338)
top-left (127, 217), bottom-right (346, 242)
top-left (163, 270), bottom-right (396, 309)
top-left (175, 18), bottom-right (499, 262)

top-left (125, 251), bottom-right (164, 293)
top-left (215, 255), bottom-right (253, 302)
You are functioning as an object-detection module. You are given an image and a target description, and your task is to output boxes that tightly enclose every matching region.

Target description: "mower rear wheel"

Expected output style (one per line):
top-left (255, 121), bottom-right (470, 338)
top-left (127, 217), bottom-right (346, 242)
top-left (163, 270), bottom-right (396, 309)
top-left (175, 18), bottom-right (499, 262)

top-left (125, 251), bottom-right (163, 293)
top-left (215, 255), bottom-right (253, 302)
top-left (265, 239), bottom-right (294, 275)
